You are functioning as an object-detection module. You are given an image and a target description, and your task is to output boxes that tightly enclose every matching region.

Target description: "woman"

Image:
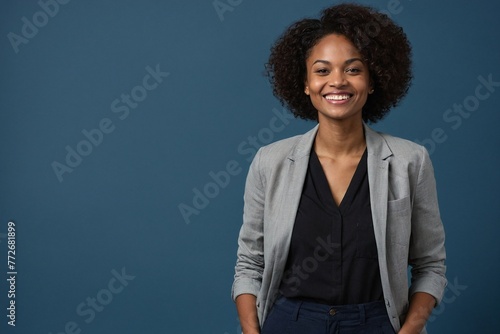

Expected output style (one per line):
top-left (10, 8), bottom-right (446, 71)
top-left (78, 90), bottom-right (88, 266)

top-left (232, 4), bottom-right (446, 334)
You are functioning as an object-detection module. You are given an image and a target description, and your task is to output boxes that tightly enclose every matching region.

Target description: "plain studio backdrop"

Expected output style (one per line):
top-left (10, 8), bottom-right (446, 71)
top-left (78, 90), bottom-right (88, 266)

top-left (0, 0), bottom-right (499, 333)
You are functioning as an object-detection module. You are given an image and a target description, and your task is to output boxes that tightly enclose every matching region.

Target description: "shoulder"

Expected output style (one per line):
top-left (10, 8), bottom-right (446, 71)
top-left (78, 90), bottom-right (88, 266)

top-left (368, 126), bottom-right (428, 163)
top-left (383, 133), bottom-right (426, 158)
top-left (257, 134), bottom-right (302, 160)
top-left (255, 125), bottom-right (317, 166)
top-left (245, 133), bottom-right (304, 191)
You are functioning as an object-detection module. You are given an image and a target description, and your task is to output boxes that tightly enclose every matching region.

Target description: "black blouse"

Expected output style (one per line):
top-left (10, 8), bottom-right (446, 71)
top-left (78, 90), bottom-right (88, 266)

top-left (279, 148), bottom-right (384, 305)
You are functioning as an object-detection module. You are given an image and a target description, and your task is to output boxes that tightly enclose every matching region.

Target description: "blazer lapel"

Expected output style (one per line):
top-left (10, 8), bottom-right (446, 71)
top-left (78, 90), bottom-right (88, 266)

top-left (273, 125), bottom-right (318, 262)
top-left (364, 124), bottom-right (393, 303)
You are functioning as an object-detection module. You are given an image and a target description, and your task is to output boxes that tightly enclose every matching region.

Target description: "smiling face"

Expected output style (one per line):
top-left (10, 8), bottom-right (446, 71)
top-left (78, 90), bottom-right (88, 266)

top-left (304, 34), bottom-right (372, 124)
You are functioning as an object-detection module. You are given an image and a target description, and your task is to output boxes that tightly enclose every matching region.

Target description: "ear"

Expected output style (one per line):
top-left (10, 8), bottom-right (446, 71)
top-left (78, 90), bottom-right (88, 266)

top-left (368, 80), bottom-right (374, 94)
top-left (304, 85), bottom-right (310, 95)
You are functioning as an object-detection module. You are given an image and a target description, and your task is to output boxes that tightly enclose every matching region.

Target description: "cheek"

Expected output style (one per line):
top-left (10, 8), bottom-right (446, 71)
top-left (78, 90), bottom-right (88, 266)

top-left (308, 80), bottom-right (324, 94)
top-left (308, 94), bottom-right (324, 112)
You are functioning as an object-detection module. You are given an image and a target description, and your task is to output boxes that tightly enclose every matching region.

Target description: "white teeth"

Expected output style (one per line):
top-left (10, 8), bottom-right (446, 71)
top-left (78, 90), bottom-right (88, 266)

top-left (325, 94), bottom-right (351, 101)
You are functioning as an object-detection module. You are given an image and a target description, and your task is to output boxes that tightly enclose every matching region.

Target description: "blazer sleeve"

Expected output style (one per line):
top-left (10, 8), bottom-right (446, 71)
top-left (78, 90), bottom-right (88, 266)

top-left (232, 148), bottom-right (265, 301)
top-left (408, 146), bottom-right (447, 304)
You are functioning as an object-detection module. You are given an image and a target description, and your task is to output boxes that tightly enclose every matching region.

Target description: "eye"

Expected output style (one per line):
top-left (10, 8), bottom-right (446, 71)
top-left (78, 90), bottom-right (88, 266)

top-left (345, 67), bottom-right (361, 74)
top-left (314, 68), bottom-right (330, 75)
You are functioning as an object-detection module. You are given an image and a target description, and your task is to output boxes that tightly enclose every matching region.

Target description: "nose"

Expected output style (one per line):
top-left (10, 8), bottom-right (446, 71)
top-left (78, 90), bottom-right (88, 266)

top-left (328, 69), bottom-right (347, 87)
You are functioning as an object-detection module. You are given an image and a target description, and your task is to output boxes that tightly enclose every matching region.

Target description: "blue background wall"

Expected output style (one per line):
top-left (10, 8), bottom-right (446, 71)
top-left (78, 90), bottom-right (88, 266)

top-left (0, 0), bottom-right (498, 333)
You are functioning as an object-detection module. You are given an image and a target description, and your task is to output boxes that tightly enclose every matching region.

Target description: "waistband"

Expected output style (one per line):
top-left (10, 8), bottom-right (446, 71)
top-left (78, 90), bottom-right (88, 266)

top-left (273, 296), bottom-right (388, 322)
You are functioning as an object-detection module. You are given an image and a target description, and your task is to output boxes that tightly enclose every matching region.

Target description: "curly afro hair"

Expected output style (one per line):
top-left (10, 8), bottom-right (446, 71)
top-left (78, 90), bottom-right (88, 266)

top-left (266, 3), bottom-right (412, 123)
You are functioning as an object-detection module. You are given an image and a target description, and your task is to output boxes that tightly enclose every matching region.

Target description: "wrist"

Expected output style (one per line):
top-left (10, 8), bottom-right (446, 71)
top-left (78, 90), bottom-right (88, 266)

top-left (241, 329), bottom-right (260, 334)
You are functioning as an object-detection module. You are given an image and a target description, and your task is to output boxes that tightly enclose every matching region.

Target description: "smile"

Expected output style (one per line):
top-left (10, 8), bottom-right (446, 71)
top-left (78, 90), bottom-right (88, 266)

top-left (324, 94), bottom-right (352, 101)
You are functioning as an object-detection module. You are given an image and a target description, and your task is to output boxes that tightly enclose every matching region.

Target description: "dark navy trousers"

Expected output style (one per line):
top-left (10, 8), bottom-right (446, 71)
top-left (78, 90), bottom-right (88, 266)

top-left (261, 296), bottom-right (396, 334)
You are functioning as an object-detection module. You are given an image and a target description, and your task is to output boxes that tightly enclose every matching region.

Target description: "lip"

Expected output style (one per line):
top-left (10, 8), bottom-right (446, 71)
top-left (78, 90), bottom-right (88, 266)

top-left (323, 91), bottom-right (353, 104)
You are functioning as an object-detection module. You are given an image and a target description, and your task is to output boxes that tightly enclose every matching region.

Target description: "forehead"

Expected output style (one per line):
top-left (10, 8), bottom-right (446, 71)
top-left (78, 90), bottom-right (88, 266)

top-left (307, 34), bottom-right (361, 62)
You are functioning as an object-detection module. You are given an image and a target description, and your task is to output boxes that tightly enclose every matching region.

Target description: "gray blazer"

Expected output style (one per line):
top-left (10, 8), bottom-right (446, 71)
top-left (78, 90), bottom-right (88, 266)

top-left (232, 124), bottom-right (446, 333)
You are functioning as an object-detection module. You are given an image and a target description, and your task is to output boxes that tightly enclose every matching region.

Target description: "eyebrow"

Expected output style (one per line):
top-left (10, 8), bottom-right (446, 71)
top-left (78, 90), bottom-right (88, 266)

top-left (312, 58), bottom-right (364, 65)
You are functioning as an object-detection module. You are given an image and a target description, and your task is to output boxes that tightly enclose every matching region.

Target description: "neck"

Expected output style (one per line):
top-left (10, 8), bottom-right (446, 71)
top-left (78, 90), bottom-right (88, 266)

top-left (314, 119), bottom-right (366, 158)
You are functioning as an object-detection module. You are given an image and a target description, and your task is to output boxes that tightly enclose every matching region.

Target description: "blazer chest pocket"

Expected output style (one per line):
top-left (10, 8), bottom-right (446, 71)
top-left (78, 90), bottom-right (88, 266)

top-left (386, 196), bottom-right (411, 246)
top-left (388, 196), bottom-right (411, 217)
